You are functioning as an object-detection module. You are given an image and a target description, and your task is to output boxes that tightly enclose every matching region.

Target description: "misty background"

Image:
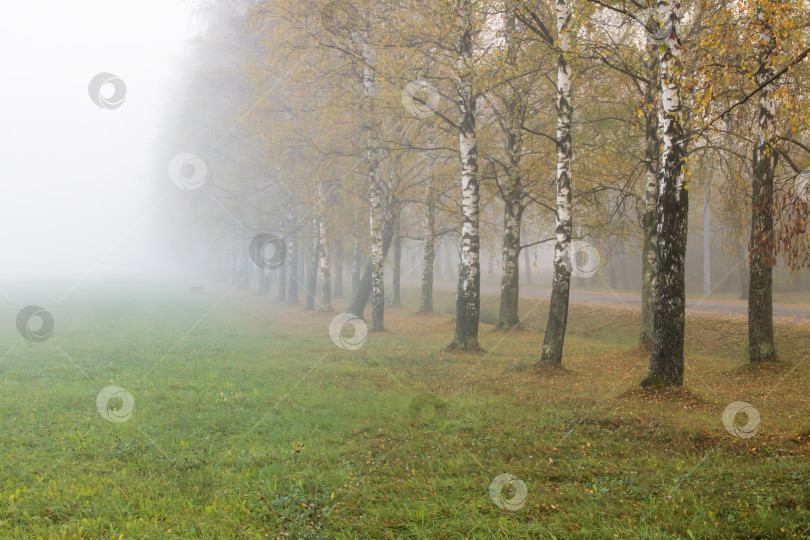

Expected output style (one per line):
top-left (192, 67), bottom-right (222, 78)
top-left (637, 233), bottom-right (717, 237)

top-left (0, 0), bottom-right (203, 280)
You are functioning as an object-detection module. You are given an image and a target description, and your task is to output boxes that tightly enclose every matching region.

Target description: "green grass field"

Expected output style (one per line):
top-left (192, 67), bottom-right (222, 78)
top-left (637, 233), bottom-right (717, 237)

top-left (1, 282), bottom-right (808, 539)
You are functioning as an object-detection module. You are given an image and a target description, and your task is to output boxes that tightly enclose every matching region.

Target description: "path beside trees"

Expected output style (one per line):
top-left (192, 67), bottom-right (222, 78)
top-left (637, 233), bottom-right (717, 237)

top-left (417, 279), bottom-right (810, 323)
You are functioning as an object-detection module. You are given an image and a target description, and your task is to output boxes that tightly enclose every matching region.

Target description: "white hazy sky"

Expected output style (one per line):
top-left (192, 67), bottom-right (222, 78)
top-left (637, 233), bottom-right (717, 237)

top-left (0, 0), bottom-right (205, 280)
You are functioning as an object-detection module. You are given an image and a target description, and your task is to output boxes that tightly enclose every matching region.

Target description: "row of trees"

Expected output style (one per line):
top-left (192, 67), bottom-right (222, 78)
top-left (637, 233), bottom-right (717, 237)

top-left (163, 0), bottom-right (810, 387)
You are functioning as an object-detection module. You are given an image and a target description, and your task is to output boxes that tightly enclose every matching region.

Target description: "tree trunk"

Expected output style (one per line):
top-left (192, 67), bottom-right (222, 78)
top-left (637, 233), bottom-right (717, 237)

top-left (316, 183), bottom-right (332, 311)
top-left (287, 209), bottom-right (300, 305)
top-left (391, 218), bottom-right (402, 307)
top-left (334, 244), bottom-right (344, 298)
top-left (420, 217), bottom-right (436, 312)
top-left (748, 3), bottom-right (777, 362)
top-left (498, 153), bottom-right (522, 330)
top-left (498, 7), bottom-right (523, 331)
top-left (319, 226), bottom-right (332, 312)
top-left (356, 31), bottom-right (386, 332)
top-left (523, 236), bottom-right (532, 285)
top-left (347, 219), bottom-right (395, 319)
top-left (448, 0), bottom-right (481, 351)
top-left (298, 237), bottom-right (305, 285)
top-left (287, 235), bottom-right (299, 304)
top-left (703, 181), bottom-right (711, 297)
top-left (305, 215), bottom-right (319, 311)
top-left (499, 215), bottom-right (521, 329)
top-left (540, 0), bottom-right (573, 366)
top-left (641, 0), bottom-right (689, 387)
top-left (419, 124), bottom-right (437, 313)
top-left (435, 240), bottom-right (444, 279)
top-left (368, 159), bottom-right (385, 330)
top-left (639, 34), bottom-right (661, 348)
top-left (352, 238), bottom-right (362, 298)
top-left (277, 259), bottom-right (287, 302)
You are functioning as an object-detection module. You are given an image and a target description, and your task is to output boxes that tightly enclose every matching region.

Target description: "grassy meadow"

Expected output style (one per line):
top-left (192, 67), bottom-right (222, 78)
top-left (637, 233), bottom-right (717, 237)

top-left (0, 282), bottom-right (808, 539)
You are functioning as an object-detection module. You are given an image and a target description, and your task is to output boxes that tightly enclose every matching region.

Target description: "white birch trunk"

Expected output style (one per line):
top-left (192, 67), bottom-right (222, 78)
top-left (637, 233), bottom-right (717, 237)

top-left (318, 183), bottom-right (332, 312)
top-left (450, 0), bottom-right (481, 350)
top-left (540, 0), bottom-right (573, 365)
top-left (639, 23), bottom-right (661, 347)
top-left (359, 31), bottom-right (385, 331)
top-left (420, 122), bottom-right (437, 313)
top-left (305, 212), bottom-right (319, 311)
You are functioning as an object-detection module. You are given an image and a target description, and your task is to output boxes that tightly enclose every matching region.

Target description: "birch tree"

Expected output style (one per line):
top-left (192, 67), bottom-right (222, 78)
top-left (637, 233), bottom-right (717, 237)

top-left (641, 0), bottom-right (689, 387)
top-left (358, 25), bottom-right (387, 331)
top-left (540, 0), bottom-right (575, 365)
top-left (493, 3), bottom-right (529, 330)
top-left (639, 8), bottom-right (662, 347)
top-left (448, 0), bottom-right (483, 350)
top-left (420, 121), bottom-right (439, 312)
top-left (748, 0), bottom-right (778, 362)
top-left (318, 182), bottom-right (333, 312)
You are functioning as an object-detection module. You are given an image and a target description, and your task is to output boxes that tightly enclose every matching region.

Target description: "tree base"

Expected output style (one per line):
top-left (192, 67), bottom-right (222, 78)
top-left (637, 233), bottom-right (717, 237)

top-left (444, 341), bottom-right (483, 353)
top-left (539, 357), bottom-right (562, 367)
top-left (529, 361), bottom-right (568, 375)
top-left (540, 344), bottom-right (563, 366)
top-left (495, 321), bottom-right (522, 332)
top-left (749, 343), bottom-right (777, 363)
top-left (639, 370), bottom-right (681, 388)
top-left (750, 355), bottom-right (777, 363)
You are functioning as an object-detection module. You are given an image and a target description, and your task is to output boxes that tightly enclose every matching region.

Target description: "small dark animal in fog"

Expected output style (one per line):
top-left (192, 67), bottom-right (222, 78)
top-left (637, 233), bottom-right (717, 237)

top-left (188, 285), bottom-right (204, 294)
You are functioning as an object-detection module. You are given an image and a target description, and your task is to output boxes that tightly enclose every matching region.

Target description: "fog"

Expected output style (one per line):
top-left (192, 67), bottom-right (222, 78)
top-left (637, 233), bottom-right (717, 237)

top-left (0, 0), bottom-right (202, 280)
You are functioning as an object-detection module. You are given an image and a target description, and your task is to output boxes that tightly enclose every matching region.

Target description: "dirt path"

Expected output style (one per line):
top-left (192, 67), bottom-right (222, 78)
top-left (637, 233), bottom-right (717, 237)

top-left (419, 279), bottom-right (810, 324)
